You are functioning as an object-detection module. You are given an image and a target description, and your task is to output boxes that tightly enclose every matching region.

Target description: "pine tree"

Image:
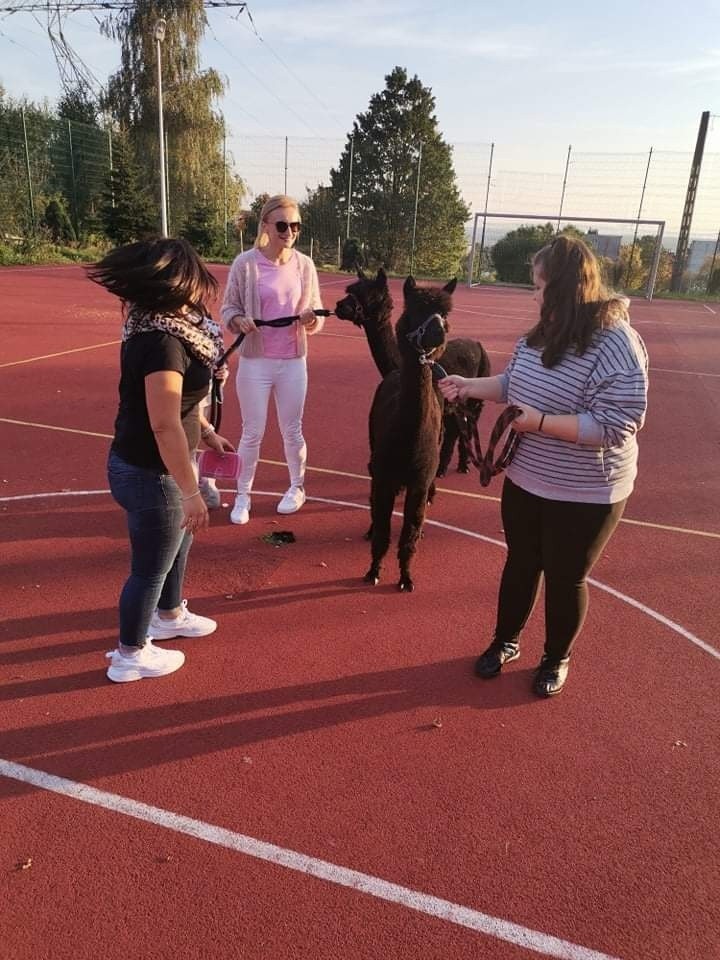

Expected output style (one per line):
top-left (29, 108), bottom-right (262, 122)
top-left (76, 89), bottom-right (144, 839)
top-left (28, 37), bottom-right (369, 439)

top-left (182, 198), bottom-right (221, 255)
top-left (100, 131), bottom-right (157, 244)
top-left (330, 67), bottom-right (469, 277)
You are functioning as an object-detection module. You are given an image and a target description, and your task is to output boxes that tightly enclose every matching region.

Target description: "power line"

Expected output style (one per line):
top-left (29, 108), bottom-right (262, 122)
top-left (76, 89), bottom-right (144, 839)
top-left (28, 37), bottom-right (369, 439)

top-left (205, 20), bottom-right (323, 136)
top-left (0, 2), bottom-right (247, 10)
top-left (238, 9), bottom-right (344, 130)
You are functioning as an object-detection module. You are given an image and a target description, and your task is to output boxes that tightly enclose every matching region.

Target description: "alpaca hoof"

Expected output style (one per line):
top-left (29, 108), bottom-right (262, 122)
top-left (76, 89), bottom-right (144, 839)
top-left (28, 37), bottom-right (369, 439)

top-left (364, 569), bottom-right (380, 585)
top-left (436, 468), bottom-right (447, 478)
top-left (458, 464), bottom-right (470, 474)
top-left (398, 577), bottom-right (414, 592)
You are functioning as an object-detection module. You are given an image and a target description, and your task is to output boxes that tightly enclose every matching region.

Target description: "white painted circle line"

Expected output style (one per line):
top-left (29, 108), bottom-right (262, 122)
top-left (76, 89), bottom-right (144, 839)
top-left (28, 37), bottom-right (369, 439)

top-left (0, 759), bottom-right (621, 960)
top-left (2, 489), bottom-right (717, 662)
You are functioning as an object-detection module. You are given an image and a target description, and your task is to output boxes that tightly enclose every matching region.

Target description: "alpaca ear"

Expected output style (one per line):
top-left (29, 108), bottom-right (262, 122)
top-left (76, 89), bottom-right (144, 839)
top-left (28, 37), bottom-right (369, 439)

top-left (404, 276), bottom-right (417, 296)
top-left (376, 267), bottom-right (387, 287)
top-left (443, 278), bottom-right (458, 294)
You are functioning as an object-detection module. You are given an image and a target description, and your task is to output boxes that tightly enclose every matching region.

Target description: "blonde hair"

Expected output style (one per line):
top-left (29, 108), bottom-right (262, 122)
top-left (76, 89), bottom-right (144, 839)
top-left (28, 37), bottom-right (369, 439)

top-left (254, 194), bottom-right (300, 249)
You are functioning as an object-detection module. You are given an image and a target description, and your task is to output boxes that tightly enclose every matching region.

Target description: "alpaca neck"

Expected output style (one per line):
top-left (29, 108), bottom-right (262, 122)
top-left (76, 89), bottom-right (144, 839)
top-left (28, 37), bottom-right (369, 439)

top-left (364, 301), bottom-right (399, 378)
top-left (398, 357), bottom-right (438, 427)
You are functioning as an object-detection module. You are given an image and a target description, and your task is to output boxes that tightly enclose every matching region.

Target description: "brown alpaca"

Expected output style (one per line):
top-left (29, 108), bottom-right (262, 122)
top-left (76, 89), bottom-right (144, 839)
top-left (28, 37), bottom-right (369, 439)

top-left (335, 268), bottom-right (491, 476)
top-left (364, 276), bottom-right (455, 592)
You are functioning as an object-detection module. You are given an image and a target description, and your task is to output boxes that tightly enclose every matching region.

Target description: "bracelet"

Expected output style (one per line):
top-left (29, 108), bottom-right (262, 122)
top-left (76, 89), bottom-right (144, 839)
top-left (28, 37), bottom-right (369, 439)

top-left (201, 425), bottom-right (215, 439)
top-left (538, 413), bottom-right (546, 433)
top-left (181, 490), bottom-right (201, 502)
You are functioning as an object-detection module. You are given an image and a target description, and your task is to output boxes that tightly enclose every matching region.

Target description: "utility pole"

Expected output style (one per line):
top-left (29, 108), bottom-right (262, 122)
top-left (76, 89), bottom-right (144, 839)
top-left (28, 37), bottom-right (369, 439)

top-left (672, 110), bottom-right (710, 291)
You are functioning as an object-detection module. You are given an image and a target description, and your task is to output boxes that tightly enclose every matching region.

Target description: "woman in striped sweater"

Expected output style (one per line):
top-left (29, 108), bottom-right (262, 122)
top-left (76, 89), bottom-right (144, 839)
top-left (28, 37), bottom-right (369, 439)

top-left (439, 236), bottom-right (648, 697)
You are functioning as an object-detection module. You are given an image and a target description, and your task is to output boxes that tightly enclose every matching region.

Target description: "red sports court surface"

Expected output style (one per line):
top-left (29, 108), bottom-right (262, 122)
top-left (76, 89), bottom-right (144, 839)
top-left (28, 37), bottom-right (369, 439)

top-left (1, 264), bottom-right (719, 960)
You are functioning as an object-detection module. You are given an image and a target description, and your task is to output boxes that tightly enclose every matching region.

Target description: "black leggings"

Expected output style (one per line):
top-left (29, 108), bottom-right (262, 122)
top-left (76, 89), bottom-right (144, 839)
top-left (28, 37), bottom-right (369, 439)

top-left (494, 478), bottom-right (626, 663)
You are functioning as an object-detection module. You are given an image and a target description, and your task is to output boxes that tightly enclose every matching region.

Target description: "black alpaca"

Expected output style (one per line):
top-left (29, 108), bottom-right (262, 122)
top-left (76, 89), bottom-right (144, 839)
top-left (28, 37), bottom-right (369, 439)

top-left (364, 276), bottom-right (454, 592)
top-left (335, 268), bottom-right (491, 476)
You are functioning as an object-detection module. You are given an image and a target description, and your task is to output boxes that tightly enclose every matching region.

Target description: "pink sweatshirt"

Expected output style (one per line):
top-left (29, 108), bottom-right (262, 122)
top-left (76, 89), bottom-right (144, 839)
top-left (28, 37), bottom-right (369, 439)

top-left (221, 248), bottom-right (325, 358)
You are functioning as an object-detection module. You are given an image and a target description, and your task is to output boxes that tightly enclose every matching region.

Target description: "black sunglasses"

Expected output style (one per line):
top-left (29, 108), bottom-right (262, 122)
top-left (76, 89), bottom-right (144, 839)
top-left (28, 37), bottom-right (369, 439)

top-left (273, 220), bottom-right (301, 234)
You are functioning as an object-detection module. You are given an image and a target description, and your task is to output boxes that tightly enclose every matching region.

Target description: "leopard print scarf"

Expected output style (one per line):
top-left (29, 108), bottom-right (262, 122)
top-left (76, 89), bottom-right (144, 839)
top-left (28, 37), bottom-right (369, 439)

top-left (123, 306), bottom-right (225, 369)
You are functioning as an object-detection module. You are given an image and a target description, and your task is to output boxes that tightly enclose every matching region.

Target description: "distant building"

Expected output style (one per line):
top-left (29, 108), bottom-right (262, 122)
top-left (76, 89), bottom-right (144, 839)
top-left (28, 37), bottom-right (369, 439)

top-left (586, 231), bottom-right (622, 260)
top-left (686, 239), bottom-right (717, 274)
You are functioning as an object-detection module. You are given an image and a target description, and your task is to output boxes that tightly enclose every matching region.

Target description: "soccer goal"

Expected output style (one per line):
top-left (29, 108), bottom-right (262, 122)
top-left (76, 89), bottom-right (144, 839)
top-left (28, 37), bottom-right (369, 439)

top-left (467, 212), bottom-right (666, 300)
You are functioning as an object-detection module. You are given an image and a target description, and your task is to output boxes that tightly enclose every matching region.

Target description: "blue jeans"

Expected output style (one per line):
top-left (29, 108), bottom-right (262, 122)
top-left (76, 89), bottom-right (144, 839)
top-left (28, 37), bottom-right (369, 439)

top-left (108, 450), bottom-right (192, 648)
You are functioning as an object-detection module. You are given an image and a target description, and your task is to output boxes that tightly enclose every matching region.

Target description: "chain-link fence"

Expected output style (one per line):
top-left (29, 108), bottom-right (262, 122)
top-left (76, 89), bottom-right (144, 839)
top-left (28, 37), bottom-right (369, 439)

top-left (0, 108), bottom-right (111, 242)
top-left (2, 111), bottom-right (719, 295)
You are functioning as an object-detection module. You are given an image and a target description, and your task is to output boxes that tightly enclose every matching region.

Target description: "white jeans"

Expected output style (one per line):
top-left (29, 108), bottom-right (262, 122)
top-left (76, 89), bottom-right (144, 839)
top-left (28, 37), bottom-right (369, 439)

top-left (235, 356), bottom-right (308, 496)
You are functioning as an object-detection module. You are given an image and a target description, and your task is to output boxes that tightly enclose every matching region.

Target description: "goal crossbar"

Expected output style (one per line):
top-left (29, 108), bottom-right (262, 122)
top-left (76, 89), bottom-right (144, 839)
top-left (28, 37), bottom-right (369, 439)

top-left (468, 211), bottom-right (666, 300)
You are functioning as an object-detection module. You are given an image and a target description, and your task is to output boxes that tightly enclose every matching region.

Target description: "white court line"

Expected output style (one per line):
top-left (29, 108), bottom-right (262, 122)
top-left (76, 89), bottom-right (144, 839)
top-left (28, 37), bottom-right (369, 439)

top-left (2, 488), bottom-right (718, 660)
top-left (0, 759), bottom-right (620, 960)
top-left (703, 303), bottom-right (717, 315)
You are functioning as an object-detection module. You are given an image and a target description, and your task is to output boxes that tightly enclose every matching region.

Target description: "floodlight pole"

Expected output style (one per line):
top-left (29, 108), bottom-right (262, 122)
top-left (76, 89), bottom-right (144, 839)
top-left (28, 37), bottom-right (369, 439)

top-left (155, 18), bottom-right (168, 237)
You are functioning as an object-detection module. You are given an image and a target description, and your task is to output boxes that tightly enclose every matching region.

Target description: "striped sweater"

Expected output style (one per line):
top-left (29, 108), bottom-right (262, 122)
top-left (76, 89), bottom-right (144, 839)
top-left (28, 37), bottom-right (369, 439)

top-left (499, 320), bottom-right (649, 503)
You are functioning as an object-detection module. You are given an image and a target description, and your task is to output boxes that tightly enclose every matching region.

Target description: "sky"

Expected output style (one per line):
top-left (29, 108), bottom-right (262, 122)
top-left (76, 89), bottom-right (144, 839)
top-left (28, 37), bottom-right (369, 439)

top-left (1, 0), bottom-right (719, 233)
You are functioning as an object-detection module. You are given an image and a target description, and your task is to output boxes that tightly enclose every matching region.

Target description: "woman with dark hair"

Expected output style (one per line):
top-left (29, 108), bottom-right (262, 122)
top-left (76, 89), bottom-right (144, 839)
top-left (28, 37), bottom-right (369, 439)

top-left (439, 236), bottom-right (648, 696)
top-left (221, 194), bottom-right (325, 525)
top-left (88, 238), bottom-right (235, 683)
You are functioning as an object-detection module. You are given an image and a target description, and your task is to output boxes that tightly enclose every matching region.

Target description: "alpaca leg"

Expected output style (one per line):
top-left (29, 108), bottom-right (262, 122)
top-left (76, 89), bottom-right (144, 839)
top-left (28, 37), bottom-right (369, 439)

top-left (437, 413), bottom-right (456, 477)
top-left (456, 415), bottom-right (471, 473)
top-left (397, 486), bottom-right (428, 592)
top-left (460, 402), bottom-right (483, 474)
top-left (364, 462), bottom-right (374, 540)
top-left (364, 481), bottom-right (394, 585)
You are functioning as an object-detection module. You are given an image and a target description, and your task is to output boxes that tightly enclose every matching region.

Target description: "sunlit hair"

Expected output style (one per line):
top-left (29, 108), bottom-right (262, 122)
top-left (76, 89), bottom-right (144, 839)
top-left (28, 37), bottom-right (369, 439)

top-left (86, 237), bottom-right (218, 316)
top-left (527, 235), bottom-right (628, 367)
top-left (254, 194), bottom-right (300, 249)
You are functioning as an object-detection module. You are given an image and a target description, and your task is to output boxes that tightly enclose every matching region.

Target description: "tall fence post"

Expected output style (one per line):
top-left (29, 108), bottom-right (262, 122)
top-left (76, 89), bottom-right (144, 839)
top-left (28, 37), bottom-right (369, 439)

top-left (625, 146), bottom-right (653, 289)
top-left (707, 228), bottom-right (720, 294)
top-left (410, 142), bottom-right (423, 276)
top-left (474, 141), bottom-right (495, 285)
top-left (67, 119), bottom-right (79, 238)
top-left (284, 136), bottom-right (288, 195)
top-left (21, 108), bottom-right (35, 234)
top-left (223, 120), bottom-right (228, 248)
top-left (164, 130), bottom-right (170, 234)
top-left (346, 133), bottom-right (355, 240)
top-left (557, 144), bottom-right (572, 232)
top-left (107, 127), bottom-right (115, 208)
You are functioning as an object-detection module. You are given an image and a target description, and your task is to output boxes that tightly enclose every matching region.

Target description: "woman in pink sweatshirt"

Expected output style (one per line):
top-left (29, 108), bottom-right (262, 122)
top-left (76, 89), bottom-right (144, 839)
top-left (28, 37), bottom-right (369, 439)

top-left (221, 194), bottom-right (325, 524)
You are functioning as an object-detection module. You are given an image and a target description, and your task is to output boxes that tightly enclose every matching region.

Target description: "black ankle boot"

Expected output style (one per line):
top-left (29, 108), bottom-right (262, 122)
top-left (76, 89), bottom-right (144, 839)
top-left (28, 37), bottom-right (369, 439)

top-left (474, 640), bottom-right (520, 678)
top-left (533, 655), bottom-right (570, 697)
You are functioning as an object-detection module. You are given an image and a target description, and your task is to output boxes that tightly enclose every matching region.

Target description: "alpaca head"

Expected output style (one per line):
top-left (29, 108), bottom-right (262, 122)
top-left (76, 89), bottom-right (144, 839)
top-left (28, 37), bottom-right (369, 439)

top-left (396, 276), bottom-right (456, 362)
top-left (334, 268), bottom-right (392, 328)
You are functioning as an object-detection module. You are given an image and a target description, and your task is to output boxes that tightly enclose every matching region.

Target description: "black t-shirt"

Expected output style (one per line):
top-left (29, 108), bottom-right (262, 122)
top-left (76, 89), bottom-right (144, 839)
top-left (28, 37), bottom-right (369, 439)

top-left (111, 331), bottom-right (212, 471)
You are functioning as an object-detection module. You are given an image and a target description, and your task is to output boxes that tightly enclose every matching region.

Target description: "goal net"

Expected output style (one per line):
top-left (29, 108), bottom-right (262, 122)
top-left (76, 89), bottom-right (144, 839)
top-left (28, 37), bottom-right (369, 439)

top-left (467, 212), bottom-right (666, 300)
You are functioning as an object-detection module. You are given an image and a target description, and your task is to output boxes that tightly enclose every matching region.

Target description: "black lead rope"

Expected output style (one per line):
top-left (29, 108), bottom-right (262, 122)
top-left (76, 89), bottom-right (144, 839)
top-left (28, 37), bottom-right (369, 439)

top-left (209, 309), bottom-right (333, 432)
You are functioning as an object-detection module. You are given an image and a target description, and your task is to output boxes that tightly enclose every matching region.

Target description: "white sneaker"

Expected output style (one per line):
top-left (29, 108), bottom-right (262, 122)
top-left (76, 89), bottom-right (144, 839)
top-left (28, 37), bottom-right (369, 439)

top-left (149, 600), bottom-right (217, 639)
top-left (199, 477), bottom-right (221, 510)
top-left (106, 640), bottom-right (185, 683)
top-left (277, 486), bottom-right (306, 514)
top-left (230, 493), bottom-right (250, 525)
